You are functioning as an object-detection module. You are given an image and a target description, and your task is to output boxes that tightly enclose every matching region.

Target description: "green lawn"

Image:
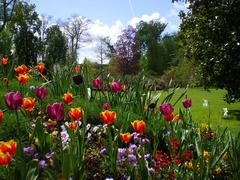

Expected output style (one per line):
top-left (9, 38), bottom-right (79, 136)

top-left (158, 88), bottom-right (240, 135)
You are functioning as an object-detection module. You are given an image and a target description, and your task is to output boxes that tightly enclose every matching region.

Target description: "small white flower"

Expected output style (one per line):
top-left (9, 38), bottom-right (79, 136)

top-left (203, 99), bottom-right (208, 108)
top-left (223, 108), bottom-right (228, 116)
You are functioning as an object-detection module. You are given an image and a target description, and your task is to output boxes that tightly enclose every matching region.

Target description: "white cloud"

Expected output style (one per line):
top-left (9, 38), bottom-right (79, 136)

top-left (128, 12), bottom-right (167, 28)
top-left (78, 12), bottom-right (174, 63)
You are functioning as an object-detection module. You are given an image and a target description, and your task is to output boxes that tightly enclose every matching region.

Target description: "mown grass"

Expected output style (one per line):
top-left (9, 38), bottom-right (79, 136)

top-left (158, 88), bottom-right (240, 136)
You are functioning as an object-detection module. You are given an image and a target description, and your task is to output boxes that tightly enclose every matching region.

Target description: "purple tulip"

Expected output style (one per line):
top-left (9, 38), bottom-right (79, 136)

top-left (35, 86), bottom-right (48, 100)
top-left (159, 103), bottom-right (173, 116)
top-left (102, 103), bottom-right (110, 110)
top-left (92, 78), bottom-right (102, 89)
top-left (46, 102), bottom-right (64, 121)
top-left (4, 91), bottom-right (23, 110)
top-left (109, 82), bottom-right (122, 93)
top-left (182, 98), bottom-right (192, 108)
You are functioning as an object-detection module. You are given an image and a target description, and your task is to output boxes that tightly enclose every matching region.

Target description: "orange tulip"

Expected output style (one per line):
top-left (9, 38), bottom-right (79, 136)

top-left (37, 62), bottom-right (45, 73)
top-left (22, 97), bottom-right (35, 111)
top-left (0, 110), bottom-right (3, 123)
top-left (15, 65), bottom-right (27, 74)
top-left (100, 111), bottom-right (116, 125)
top-left (131, 120), bottom-right (146, 135)
top-left (74, 65), bottom-right (81, 74)
top-left (163, 113), bottom-right (174, 122)
top-left (17, 73), bottom-right (29, 84)
top-left (120, 132), bottom-right (131, 143)
top-left (68, 108), bottom-right (84, 121)
top-left (62, 92), bottom-right (73, 105)
top-left (68, 121), bottom-right (77, 130)
top-left (1, 57), bottom-right (9, 65)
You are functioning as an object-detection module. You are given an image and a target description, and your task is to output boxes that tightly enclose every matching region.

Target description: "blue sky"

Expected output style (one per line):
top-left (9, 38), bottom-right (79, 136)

top-left (29, 0), bottom-right (188, 62)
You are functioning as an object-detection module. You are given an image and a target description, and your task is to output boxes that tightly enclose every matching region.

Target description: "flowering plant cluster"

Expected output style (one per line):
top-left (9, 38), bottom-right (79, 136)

top-left (0, 62), bottom-right (237, 179)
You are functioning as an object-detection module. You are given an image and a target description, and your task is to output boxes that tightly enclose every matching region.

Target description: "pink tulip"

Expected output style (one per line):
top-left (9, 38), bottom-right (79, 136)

top-left (102, 103), bottom-right (111, 110)
top-left (35, 86), bottom-right (48, 100)
top-left (92, 78), bottom-right (102, 89)
top-left (46, 103), bottom-right (64, 121)
top-left (182, 99), bottom-right (192, 108)
top-left (159, 103), bottom-right (173, 116)
top-left (109, 82), bottom-right (122, 93)
top-left (4, 91), bottom-right (23, 110)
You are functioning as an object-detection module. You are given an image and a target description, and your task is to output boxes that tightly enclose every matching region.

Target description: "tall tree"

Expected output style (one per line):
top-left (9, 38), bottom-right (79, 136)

top-left (136, 20), bottom-right (167, 75)
top-left (0, 0), bottom-right (17, 32)
top-left (115, 26), bottom-right (141, 75)
top-left (64, 15), bottom-right (91, 62)
top-left (0, 29), bottom-right (12, 56)
top-left (45, 25), bottom-right (67, 65)
top-left (180, 0), bottom-right (240, 102)
top-left (10, 1), bottom-right (41, 65)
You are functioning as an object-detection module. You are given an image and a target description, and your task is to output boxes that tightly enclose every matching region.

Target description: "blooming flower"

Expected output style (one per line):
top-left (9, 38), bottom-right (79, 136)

top-left (100, 111), bottom-right (116, 125)
top-left (102, 103), bottom-right (110, 110)
top-left (15, 65), bottom-right (27, 74)
top-left (68, 107), bottom-right (84, 121)
top-left (0, 110), bottom-right (2, 123)
top-left (92, 78), bottom-right (102, 89)
top-left (174, 114), bottom-right (181, 121)
top-left (74, 65), bottom-right (81, 74)
top-left (68, 121), bottom-right (78, 130)
top-left (182, 150), bottom-right (192, 161)
top-left (62, 92), bottom-right (73, 105)
top-left (182, 98), bottom-right (192, 108)
top-left (163, 113), bottom-right (174, 122)
top-left (131, 120), bottom-right (146, 135)
top-left (109, 82), bottom-right (122, 93)
top-left (128, 154), bottom-right (137, 166)
top-left (16, 73), bottom-right (29, 84)
top-left (39, 160), bottom-right (47, 169)
top-left (35, 86), bottom-right (48, 100)
top-left (159, 103), bottom-right (173, 116)
top-left (46, 102), bottom-right (64, 121)
top-left (4, 91), bottom-right (23, 110)
top-left (120, 133), bottom-right (131, 144)
top-left (22, 97), bottom-right (35, 111)
top-left (23, 146), bottom-right (34, 156)
top-left (203, 99), bottom-right (208, 108)
top-left (1, 57), bottom-right (9, 65)
top-left (0, 140), bottom-right (17, 166)
top-left (37, 62), bottom-right (45, 73)
top-left (60, 126), bottom-right (70, 149)
top-left (203, 150), bottom-right (209, 159)
top-left (45, 152), bottom-right (54, 159)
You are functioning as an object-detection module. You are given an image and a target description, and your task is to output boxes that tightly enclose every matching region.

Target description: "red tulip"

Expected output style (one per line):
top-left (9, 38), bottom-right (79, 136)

top-left (159, 103), bottom-right (173, 116)
top-left (62, 92), bottom-right (73, 105)
top-left (100, 111), bottom-right (116, 125)
top-left (120, 133), bottom-right (131, 143)
top-left (131, 120), bottom-right (146, 135)
top-left (182, 98), bottom-right (192, 108)
top-left (0, 110), bottom-right (3, 123)
top-left (35, 86), bottom-right (48, 100)
top-left (37, 63), bottom-right (45, 73)
top-left (68, 107), bottom-right (84, 121)
top-left (102, 103), bottom-right (110, 110)
top-left (15, 65), bottom-right (27, 75)
top-left (92, 78), bottom-right (102, 89)
top-left (46, 103), bottom-right (64, 121)
top-left (109, 82), bottom-right (122, 93)
top-left (4, 91), bottom-right (23, 110)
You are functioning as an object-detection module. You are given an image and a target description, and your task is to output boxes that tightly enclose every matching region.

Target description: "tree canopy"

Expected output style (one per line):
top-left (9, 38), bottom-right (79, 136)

top-left (180, 0), bottom-right (240, 102)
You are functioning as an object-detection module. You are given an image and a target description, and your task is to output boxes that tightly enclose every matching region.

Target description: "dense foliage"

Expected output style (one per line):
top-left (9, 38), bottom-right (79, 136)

top-left (180, 0), bottom-right (240, 102)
